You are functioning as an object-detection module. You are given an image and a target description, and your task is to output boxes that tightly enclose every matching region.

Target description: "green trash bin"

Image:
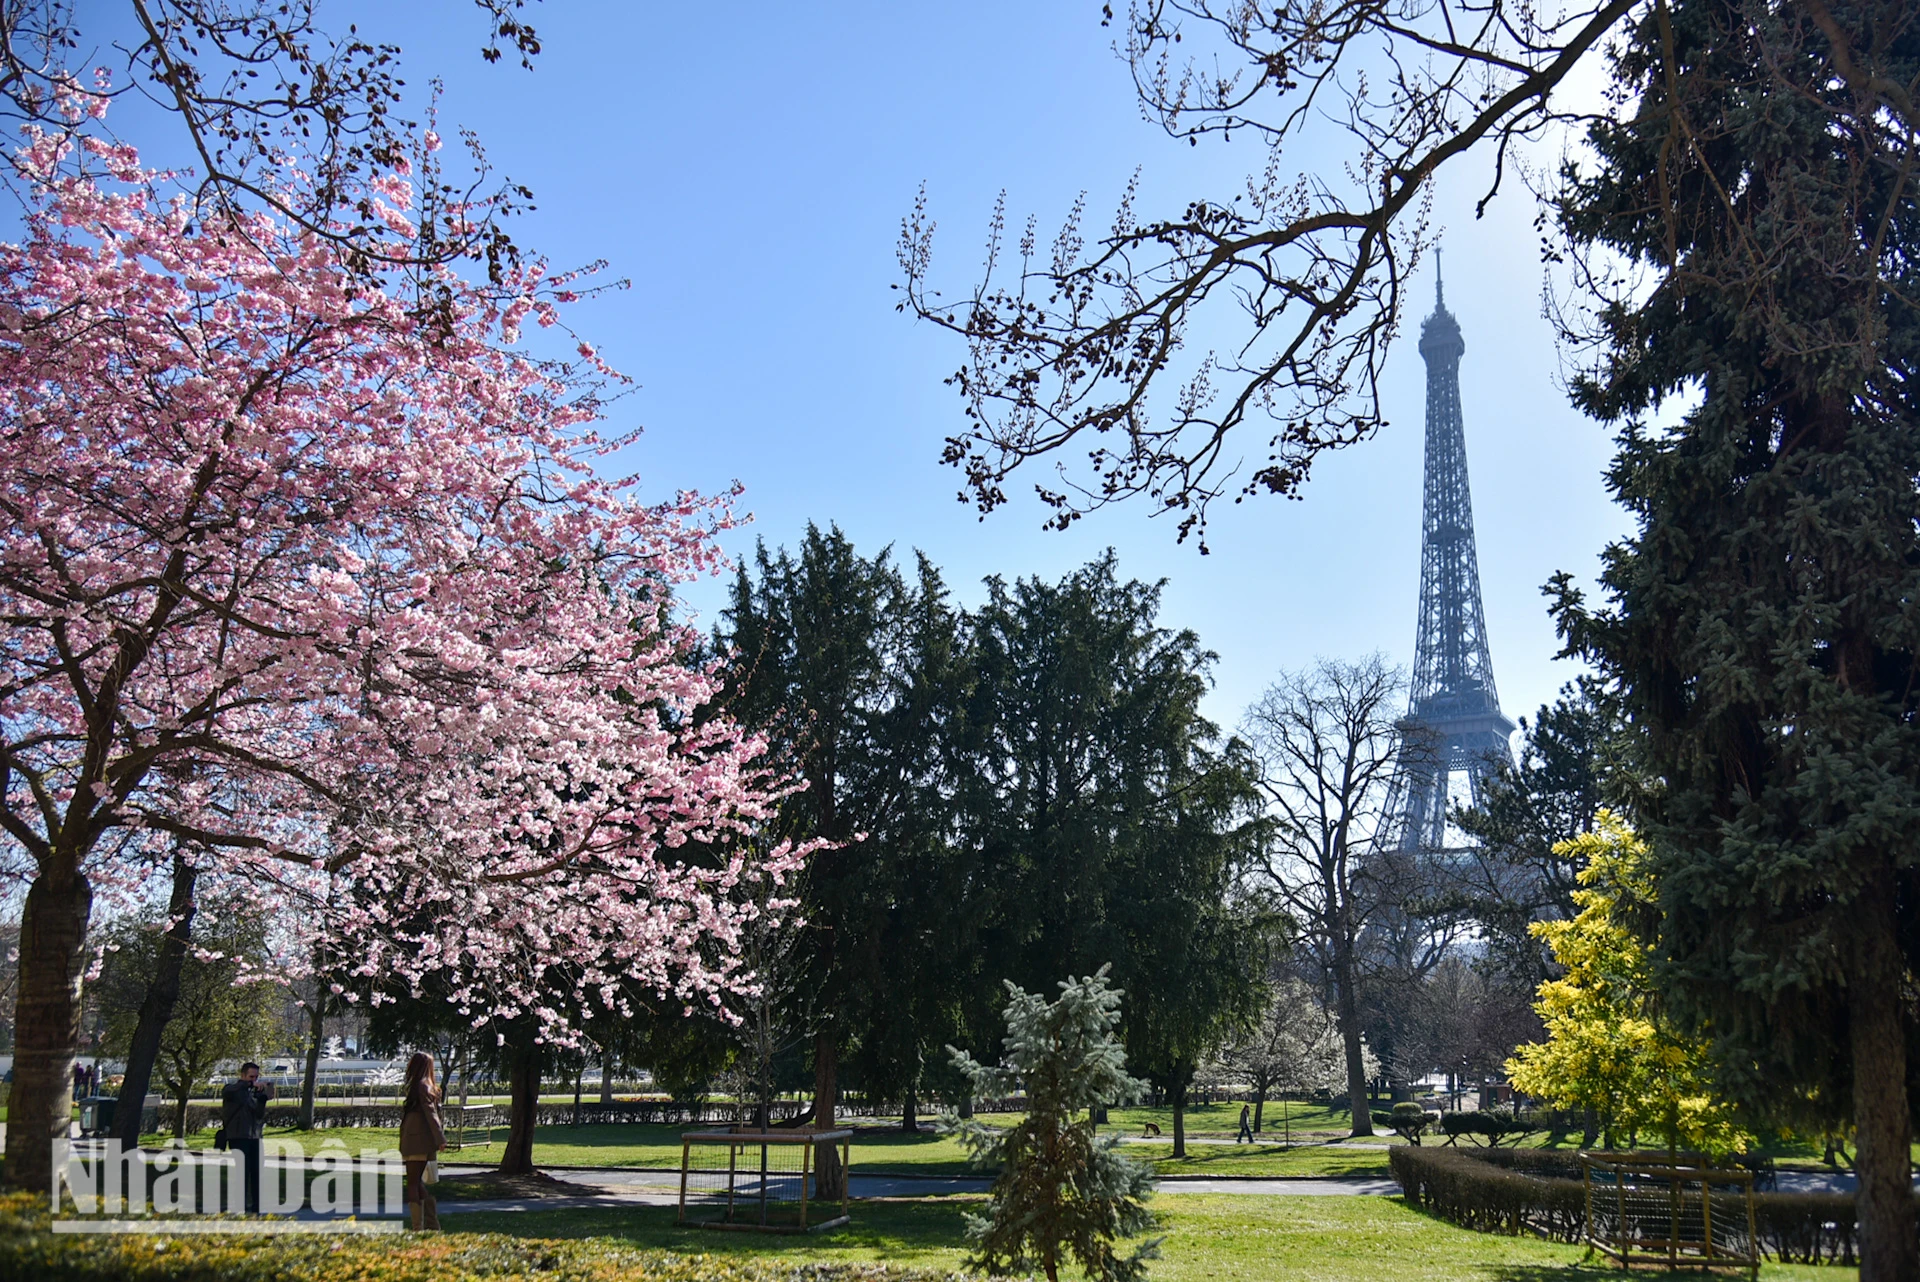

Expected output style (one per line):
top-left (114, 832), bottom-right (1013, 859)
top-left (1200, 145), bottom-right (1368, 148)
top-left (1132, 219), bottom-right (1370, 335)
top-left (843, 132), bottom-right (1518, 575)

top-left (79, 1095), bottom-right (116, 1136)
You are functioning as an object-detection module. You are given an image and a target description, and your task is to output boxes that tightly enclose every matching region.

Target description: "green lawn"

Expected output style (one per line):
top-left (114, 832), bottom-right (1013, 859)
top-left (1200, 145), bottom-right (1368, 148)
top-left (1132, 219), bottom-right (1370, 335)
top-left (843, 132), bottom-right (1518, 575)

top-left (451, 1193), bottom-right (1850, 1281)
top-left (138, 1123), bottom-right (982, 1175)
top-left (1144, 1142), bottom-right (1395, 1177)
top-left (144, 1121), bottom-right (1396, 1178)
top-left (135, 1103), bottom-right (1911, 1182)
top-left (1085, 1100), bottom-right (1373, 1138)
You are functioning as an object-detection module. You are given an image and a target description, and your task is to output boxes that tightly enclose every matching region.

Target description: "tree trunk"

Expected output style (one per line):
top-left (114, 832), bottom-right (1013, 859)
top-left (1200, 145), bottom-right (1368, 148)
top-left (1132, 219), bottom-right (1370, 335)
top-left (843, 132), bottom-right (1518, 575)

top-left (172, 1079), bottom-right (191, 1139)
top-left (1849, 873), bottom-right (1917, 1282)
top-left (902, 1088), bottom-right (918, 1133)
top-left (599, 1048), bottom-right (616, 1105)
top-left (1332, 938), bottom-right (1373, 1137)
top-left (109, 850), bottom-right (196, 1148)
top-left (299, 992), bottom-right (324, 1129)
top-left (571, 1065), bottom-right (584, 1126)
top-left (498, 1038), bottom-right (541, 1176)
top-left (812, 1029), bottom-right (844, 1198)
top-left (1171, 1078), bottom-right (1188, 1159)
top-left (1252, 1087), bottom-right (1266, 1134)
top-left (3, 867), bottom-right (94, 1194)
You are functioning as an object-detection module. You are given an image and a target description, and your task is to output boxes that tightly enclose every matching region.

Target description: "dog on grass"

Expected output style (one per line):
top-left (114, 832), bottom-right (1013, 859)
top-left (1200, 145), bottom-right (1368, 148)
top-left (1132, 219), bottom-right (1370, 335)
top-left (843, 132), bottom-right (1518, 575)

top-left (1141, 1122), bottom-right (1161, 1138)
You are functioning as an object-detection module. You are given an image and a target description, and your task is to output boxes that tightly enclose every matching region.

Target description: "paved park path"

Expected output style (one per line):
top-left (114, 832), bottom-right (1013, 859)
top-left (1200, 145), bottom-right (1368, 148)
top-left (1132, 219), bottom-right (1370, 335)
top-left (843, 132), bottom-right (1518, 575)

top-left (431, 1167), bottom-right (1405, 1215)
top-left (18, 1123), bottom-right (1882, 1219)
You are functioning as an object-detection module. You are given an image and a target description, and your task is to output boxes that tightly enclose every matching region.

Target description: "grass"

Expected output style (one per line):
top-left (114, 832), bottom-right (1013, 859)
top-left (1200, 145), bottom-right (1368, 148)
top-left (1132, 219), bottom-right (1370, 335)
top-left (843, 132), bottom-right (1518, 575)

top-left (1091, 1100), bottom-right (1373, 1138)
top-left (1143, 1143), bottom-right (1395, 1177)
top-left (139, 1120), bottom-right (1399, 1179)
top-left (450, 1193), bottom-right (1852, 1281)
top-left (133, 1096), bottom-right (1908, 1182)
top-left (134, 1124), bottom-right (978, 1174)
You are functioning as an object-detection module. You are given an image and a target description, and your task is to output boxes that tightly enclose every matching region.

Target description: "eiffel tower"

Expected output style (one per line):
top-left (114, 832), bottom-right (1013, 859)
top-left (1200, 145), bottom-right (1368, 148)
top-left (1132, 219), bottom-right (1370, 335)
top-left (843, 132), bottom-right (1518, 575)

top-left (1382, 264), bottom-right (1514, 853)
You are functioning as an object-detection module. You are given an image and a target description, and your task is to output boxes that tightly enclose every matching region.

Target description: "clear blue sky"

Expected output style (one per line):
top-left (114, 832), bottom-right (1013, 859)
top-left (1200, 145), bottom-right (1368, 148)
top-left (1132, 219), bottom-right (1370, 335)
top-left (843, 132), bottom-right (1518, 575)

top-left (129, 1), bottom-right (1637, 734)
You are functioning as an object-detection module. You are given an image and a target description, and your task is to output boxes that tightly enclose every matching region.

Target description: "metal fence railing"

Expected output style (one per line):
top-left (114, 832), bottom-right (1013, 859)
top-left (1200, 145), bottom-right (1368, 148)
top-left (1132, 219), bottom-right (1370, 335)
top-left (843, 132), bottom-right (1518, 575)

top-left (1581, 1151), bottom-right (1759, 1277)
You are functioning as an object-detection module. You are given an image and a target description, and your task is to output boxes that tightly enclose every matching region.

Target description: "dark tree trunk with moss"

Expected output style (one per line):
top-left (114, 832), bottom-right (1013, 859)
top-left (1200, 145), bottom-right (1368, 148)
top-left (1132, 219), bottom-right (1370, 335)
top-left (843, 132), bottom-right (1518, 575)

top-left (812, 1030), bottom-right (845, 1199)
top-left (109, 849), bottom-right (196, 1147)
top-left (499, 1036), bottom-right (542, 1176)
top-left (6, 867), bottom-right (93, 1194)
top-left (171, 1078), bottom-right (193, 1140)
top-left (1333, 931), bottom-right (1373, 1137)
top-left (299, 994), bottom-right (324, 1129)
top-left (1848, 875), bottom-right (1914, 1277)
top-left (1169, 1078), bottom-right (1188, 1159)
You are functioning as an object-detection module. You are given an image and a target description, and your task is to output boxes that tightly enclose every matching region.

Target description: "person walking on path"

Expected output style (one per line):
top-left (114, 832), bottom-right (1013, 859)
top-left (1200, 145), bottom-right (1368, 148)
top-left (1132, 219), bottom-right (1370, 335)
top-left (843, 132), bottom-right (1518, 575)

top-left (1237, 1103), bottom-right (1254, 1143)
top-left (399, 1051), bottom-right (447, 1231)
top-left (220, 1062), bottom-right (273, 1213)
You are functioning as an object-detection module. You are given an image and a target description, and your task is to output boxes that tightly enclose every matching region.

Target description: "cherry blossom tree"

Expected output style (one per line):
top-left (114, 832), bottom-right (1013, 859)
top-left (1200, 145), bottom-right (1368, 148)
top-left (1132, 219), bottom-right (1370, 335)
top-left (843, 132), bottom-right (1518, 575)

top-left (0, 105), bottom-right (805, 1193)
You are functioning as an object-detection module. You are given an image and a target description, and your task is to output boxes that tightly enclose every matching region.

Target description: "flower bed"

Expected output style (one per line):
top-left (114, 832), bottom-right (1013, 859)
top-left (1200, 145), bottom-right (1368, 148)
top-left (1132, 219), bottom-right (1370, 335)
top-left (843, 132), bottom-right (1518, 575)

top-left (0, 1193), bottom-right (968, 1282)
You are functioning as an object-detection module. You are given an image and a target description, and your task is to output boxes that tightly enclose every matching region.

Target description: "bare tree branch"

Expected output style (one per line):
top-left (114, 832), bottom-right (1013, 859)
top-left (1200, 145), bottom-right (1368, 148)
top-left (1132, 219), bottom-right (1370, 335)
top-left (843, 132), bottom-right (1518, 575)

top-left (900, 0), bottom-right (1641, 549)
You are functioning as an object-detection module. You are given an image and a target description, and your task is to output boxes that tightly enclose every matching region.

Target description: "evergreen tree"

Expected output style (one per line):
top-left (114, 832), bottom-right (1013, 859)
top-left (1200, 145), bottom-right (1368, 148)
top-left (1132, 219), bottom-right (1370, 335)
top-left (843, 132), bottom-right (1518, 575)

top-left (1550, 3), bottom-right (1919, 1273)
top-left (845, 554), bottom-right (977, 1131)
top-left (719, 527), bottom-right (975, 1153)
top-left (1452, 680), bottom-right (1630, 984)
top-left (960, 556), bottom-right (1281, 1154)
top-left (720, 524), bottom-right (902, 1146)
top-left (948, 967), bottom-right (1160, 1282)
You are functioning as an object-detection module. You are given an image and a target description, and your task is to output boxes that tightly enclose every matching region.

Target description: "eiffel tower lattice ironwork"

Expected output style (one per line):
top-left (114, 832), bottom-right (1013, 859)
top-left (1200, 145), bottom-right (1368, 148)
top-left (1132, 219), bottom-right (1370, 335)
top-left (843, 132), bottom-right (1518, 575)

top-left (1382, 265), bottom-right (1515, 853)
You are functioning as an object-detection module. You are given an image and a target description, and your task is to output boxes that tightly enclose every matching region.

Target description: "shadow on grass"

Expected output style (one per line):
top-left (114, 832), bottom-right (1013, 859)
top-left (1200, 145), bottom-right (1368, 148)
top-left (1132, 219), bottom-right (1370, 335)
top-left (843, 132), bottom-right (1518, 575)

top-left (1390, 1203), bottom-right (1750, 1281)
top-left (1149, 1145), bottom-right (1391, 1175)
top-left (528, 1123), bottom-right (683, 1150)
top-left (447, 1197), bottom-right (975, 1262)
top-left (1478, 1270), bottom-right (1740, 1281)
top-left (524, 1123), bottom-right (977, 1172)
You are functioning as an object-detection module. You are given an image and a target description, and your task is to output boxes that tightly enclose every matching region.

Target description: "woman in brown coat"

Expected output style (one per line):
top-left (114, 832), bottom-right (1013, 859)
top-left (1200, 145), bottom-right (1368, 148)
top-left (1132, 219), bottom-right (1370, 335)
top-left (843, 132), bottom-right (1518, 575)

top-left (400, 1051), bottom-right (447, 1230)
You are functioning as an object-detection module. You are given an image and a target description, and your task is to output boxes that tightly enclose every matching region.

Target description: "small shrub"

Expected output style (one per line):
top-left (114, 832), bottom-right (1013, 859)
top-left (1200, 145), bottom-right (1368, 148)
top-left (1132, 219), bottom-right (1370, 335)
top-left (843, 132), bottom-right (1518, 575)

top-left (1437, 1108), bottom-right (1537, 1148)
top-left (1374, 1102), bottom-right (1438, 1145)
top-left (946, 968), bottom-right (1159, 1282)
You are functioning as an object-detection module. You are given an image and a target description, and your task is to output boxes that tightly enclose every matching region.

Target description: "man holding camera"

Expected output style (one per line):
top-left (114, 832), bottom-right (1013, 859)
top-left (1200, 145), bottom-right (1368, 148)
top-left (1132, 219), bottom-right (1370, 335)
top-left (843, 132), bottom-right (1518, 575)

top-left (220, 1062), bottom-right (275, 1213)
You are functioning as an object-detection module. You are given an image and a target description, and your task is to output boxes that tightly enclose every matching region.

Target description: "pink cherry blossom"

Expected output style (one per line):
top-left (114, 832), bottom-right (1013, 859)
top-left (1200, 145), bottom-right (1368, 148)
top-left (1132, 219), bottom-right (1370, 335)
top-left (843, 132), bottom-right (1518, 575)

top-left (0, 120), bottom-right (809, 1192)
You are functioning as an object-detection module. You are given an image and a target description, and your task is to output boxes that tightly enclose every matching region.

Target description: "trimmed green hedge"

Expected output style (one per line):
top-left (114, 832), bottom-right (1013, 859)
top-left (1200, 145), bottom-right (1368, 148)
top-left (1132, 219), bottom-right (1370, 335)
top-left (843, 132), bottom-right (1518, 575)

top-left (1389, 1142), bottom-right (1585, 1242)
top-left (1750, 1192), bottom-right (1860, 1267)
top-left (0, 1194), bottom-right (972, 1282)
top-left (1389, 1144), bottom-right (1901, 1265)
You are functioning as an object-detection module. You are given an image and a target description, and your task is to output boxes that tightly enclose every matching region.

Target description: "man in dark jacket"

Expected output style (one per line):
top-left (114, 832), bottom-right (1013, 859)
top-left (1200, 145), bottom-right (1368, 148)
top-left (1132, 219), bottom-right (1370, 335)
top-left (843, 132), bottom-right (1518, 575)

top-left (221, 1062), bottom-right (274, 1213)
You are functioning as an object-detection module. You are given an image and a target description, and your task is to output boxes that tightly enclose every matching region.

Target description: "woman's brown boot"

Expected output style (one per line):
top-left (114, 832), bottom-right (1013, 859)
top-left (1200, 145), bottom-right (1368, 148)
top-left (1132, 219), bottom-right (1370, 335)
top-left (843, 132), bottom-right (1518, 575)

top-left (423, 1194), bottom-right (440, 1231)
top-left (410, 1200), bottom-right (425, 1231)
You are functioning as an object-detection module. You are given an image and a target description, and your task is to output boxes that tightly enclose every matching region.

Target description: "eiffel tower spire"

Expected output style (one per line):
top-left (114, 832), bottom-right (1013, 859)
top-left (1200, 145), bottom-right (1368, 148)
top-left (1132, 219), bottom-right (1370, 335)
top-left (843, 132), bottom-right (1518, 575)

top-left (1383, 269), bottom-right (1514, 852)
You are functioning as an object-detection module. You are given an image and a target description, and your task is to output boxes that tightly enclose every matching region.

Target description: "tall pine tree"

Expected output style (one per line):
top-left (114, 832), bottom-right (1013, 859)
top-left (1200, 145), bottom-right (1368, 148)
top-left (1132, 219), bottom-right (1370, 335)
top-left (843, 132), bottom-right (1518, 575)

top-left (960, 555), bottom-right (1281, 1155)
top-left (1551, 3), bottom-right (1919, 1275)
top-left (718, 527), bottom-right (974, 1151)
